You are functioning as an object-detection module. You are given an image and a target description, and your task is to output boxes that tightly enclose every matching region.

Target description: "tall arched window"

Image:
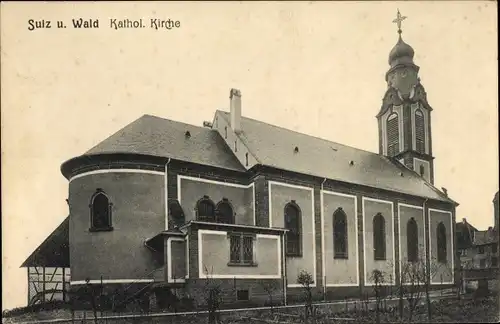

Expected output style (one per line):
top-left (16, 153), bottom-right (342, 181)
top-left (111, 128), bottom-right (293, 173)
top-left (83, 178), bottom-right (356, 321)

top-left (373, 213), bottom-right (386, 260)
top-left (333, 208), bottom-right (348, 259)
top-left (387, 112), bottom-right (400, 156)
top-left (415, 109), bottom-right (425, 153)
top-left (216, 199), bottom-right (234, 224)
top-left (196, 196), bottom-right (215, 222)
top-left (285, 202), bottom-right (302, 257)
top-left (407, 217), bottom-right (419, 262)
top-left (90, 189), bottom-right (113, 231)
top-left (437, 222), bottom-right (447, 263)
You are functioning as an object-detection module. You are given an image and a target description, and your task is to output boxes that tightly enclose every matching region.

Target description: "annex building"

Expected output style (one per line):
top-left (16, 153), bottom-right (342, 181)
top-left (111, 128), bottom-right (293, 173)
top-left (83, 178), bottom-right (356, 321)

top-left (22, 14), bottom-right (458, 309)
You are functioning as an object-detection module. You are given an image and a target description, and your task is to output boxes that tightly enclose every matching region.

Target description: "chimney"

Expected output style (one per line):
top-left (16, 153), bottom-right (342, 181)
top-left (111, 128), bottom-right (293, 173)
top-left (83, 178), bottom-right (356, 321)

top-left (462, 218), bottom-right (467, 224)
top-left (230, 88), bottom-right (242, 133)
top-left (441, 187), bottom-right (448, 197)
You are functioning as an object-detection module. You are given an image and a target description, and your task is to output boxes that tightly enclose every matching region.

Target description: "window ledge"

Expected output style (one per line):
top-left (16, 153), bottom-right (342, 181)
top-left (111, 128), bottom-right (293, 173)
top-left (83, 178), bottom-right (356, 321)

top-left (334, 255), bottom-right (349, 260)
top-left (227, 262), bottom-right (258, 267)
top-left (89, 226), bottom-right (114, 232)
top-left (374, 257), bottom-right (387, 261)
top-left (286, 254), bottom-right (303, 258)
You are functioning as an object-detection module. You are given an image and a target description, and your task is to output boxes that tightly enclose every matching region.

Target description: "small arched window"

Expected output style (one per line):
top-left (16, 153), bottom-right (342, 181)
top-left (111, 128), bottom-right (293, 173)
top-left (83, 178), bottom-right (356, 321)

top-left (373, 213), bottom-right (386, 260)
top-left (168, 199), bottom-right (185, 228)
top-left (196, 196), bottom-right (216, 222)
top-left (437, 222), bottom-right (447, 263)
top-left (387, 112), bottom-right (400, 156)
top-left (216, 199), bottom-right (234, 224)
top-left (333, 208), bottom-right (348, 259)
top-left (224, 126), bottom-right (228, 139)
top-left (90, 189), bottom-right (113, 231)
top-left (407, 217), bottom-right (419, 262)
top-left (245, 153), bottom-right (249, 166)
top-left (284, 202), bottom-right (302, 257)
top-left (415, 109), bottom-right (425, 153)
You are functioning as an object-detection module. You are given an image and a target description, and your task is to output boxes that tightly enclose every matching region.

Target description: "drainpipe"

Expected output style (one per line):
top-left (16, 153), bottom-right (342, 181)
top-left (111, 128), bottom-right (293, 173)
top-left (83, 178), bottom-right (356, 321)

top-left (165, 158), bottom-right (172, 281)
top-left (282, 231), bottom-right (287, 306)
top-left (321, 178), bottom-right (327, 300)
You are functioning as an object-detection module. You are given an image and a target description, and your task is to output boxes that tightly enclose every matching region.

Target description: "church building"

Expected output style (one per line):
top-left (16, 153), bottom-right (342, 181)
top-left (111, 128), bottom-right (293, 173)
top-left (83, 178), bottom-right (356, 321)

top-left (22, 12), bottom-right (458, 308)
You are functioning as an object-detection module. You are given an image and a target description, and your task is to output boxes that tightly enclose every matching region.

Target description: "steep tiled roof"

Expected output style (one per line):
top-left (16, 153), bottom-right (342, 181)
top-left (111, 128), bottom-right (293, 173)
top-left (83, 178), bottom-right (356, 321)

top-left (84, 115), bottom-right (245, 172)
top-left (21, 217), bottom-right (69, 268)
top-left (217, 111), bottom-right (455, 204)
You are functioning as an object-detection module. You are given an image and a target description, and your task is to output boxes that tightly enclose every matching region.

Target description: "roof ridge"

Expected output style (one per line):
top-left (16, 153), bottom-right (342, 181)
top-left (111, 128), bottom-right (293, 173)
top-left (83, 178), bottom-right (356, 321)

top-left (216, 110), bottom-right (380, 157)
top-left (215, 110), bottom-right (262, 165)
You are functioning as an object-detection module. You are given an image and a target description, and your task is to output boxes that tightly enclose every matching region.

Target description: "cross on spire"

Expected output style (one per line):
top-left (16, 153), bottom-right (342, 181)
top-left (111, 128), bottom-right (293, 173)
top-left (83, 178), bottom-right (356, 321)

top-left (392, 9), bottom-right (407, 35)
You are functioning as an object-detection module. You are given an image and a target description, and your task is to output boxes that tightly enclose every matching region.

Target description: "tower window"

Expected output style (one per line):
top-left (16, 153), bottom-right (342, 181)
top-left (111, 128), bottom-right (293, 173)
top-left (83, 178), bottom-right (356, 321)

top-left (373, 213), bottom-right (386, 260)
top-left (415, 109), bottom-right (425, 153)
top-left (196, 196), bottom-right (216, 222)
top-left (224, 126), bottom-right (227, 139)
top-left (419, 165), bottom-right (425, 177)
top-left (407, 217), bottom-right (419, 262)
top-left (245, 153), bottom-right (249, 166)
top-left (89, 189), bottom-right (113, 231)
top-left (437, 222), bottom-right (447, 263)
top-left (333, 208), bottom-right (348, 259)
top-left (284, 202), bottom-right (302, 257)
top-left (387, 113), bottom-right (400, 156)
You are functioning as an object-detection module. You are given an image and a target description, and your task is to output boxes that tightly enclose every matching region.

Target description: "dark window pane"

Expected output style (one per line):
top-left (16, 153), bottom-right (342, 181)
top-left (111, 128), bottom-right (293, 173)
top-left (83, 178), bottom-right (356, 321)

top-left (285, 203), bottom-right (301, 256)
top-left (373, 214), bottom-right (386, 260)
top-left (197, 198), bottom-right (215, 222)
top-left (415, 110), bottom-right (425, 153)
top-left (242, 236), bottom-right (253, 263)
top-left (92, 193), bottom-right (110, 228)
top-left (437, 222), bottom-right (447, 263)
top-left (407, 218), bottom-right (419, 262)
top-left (217, 201), bottom-right (234, 224)
top-left (333, 210), bottom-right (348, 258)
top-left (230, 235), bottom-right (241, 263)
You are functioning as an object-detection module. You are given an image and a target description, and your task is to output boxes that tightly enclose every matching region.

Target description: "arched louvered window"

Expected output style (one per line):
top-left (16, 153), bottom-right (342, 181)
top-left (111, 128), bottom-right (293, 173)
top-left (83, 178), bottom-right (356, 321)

top-left (415, 109), bottom-right (425, 153)
top-left (285, 201), bottom-right (302, 257)
top-left (90, 189), bottom-right (113, 231)
top-left (387, 112), bottom-right (400, 156)
top-left (196, 196), bottom-right (216, 222)
top-left (407, 217), bottom-right (419, 262)
top-left (333, 208), bottom-right (348, 259)
top-left (216, 199), bottom-right (234, 224)
top-left (437, 222), bottom-right (447, 263)
top-left (373, 213), bottom-right (386, 260)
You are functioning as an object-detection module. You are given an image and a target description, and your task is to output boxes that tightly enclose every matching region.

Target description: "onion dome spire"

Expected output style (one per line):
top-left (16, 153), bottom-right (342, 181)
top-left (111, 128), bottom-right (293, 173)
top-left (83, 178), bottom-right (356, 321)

top-left (388, 9), bottom-right (415, 67)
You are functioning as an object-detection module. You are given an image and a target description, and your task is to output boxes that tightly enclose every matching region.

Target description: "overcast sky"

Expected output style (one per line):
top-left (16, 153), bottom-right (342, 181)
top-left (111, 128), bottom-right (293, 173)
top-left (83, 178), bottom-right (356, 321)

top-left (1, 1), bottom-right (497, 310)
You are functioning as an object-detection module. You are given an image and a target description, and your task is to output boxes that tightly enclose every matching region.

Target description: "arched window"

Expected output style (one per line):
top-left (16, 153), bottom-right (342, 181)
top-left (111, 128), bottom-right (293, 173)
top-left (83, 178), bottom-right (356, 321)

top-left (168, 199), bottom-right (185, 227)
top-left (407, 217), bottom-right (419, 262)
top-left (373, 213), bottom-right (386, 260)
top-left (196, 196), bottom-right (215, 222)
top-left (90, 189), bottom-right (112, 231)
top-left (216, 199), bottom-right (234, 224)
top-left (387, 112), bottom-right (400, 156)
top-left (245, 153), bottom-right (249, 166)
top-left (284, 202), bottom-right (302, 257)
top-left (333, 208), bottom-right (348, 259)
top-left (437, 222), bottom-right (447, 263)
top-left (415, 109), bottom-right (425, 153)
top-left (224, 126), bottom-right (228, 139)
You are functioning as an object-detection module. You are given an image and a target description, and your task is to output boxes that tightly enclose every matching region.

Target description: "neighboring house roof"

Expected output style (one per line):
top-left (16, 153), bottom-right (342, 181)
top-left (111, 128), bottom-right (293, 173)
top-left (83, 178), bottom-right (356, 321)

top-left (216, 111), bottom-right (454, 204)
top-left (21, 217), bottom-right (69, 268)
top-left (456, 221), bottom-right (478, 250)
top-left (473, 228), bottom-right (498, 246)
top-left (84, 114), bottom-right (245, 172)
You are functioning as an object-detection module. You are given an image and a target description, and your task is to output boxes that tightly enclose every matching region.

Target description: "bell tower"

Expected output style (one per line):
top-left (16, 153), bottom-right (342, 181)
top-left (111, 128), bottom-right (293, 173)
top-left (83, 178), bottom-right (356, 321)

top-left (377, 10), bottom-right (435, 184)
